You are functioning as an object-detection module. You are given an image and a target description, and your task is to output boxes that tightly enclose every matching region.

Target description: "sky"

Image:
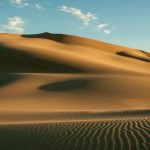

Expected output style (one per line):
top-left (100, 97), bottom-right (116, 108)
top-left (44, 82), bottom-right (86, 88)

top-left (0, 0), bottom-right (150, 51)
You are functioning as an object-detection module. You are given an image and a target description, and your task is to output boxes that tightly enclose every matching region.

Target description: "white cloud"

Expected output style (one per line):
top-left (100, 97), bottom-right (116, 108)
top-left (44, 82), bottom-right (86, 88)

top-left (59, 5), bottom-right (112, 34)
top-left (11, 0), bottom-right (29, 7)
top-left (0, 16), bottom-right (25, 33)
top-left (97, 23), bottom-right (108, 30)
top-left (104, 29), bottom-right (112, 34)
top-left (33, 3), bottom-right (45, 10)
top-left (60, 5), bottom-right (97, 26)
top-left (10, 0), bottom-right (45, 10)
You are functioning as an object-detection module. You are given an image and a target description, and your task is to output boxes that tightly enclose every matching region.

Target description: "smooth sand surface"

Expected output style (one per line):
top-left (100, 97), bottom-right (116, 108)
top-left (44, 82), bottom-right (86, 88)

top-left (0, 32), bottom-right (150, 112)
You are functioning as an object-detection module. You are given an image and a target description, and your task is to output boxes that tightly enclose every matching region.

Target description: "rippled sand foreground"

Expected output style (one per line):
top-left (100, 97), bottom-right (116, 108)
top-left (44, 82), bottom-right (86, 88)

top-left (0, 111), bottom-right (149, 150)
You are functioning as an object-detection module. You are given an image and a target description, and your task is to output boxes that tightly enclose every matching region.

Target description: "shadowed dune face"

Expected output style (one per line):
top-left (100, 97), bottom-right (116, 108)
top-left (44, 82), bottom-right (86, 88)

top-left (39, 79), bottom-right (89, 92)
top-left (0, 73), bottom-right (22, 88)
top-left (22, 33), bottom-right (67, 43)
top-left (117, 51), bottom-right (150, 63)
top-left (0, 44), bottom-right (82, 73)
top-left (142, 50), bottom-right (150, 57)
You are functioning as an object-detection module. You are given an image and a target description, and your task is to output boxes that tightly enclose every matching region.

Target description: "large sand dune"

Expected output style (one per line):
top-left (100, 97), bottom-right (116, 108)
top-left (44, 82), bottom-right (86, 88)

top-left (0, 33), bottom-right (150, 150)
top-left (0, 33), bottom-right (150, 111)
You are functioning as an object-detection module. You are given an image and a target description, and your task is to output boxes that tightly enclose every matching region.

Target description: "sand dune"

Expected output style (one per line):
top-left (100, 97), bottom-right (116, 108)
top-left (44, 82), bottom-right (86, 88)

top-left (0, 33), bottom-right (150, 150)
top-left (0, 32), bottom-right (150, 111)
top-left (1, 33), bottom-right (150, 75)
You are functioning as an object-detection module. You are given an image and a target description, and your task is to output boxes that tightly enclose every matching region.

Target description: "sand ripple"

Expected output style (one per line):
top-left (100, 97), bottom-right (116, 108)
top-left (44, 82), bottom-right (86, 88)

top-left (0, 118), bottom-right (149, 150)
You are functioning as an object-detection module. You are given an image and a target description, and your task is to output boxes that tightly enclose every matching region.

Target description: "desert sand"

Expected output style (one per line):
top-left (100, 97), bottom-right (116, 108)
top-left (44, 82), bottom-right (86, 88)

top-left (0, 33), bottom-right (150, 150)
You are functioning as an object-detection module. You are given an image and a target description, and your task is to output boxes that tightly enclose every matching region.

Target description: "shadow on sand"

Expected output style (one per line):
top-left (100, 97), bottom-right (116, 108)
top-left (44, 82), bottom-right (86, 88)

top-left (21, 32), bottom-right (67, 43)
top-left (0, 44), bottom-right (82, 73)
top-left (39, 79), bottom-right (89, 92)
top-left (0, 73), bottom-right (22, 88)
top-left (117, 51), bottom-right (150, 63)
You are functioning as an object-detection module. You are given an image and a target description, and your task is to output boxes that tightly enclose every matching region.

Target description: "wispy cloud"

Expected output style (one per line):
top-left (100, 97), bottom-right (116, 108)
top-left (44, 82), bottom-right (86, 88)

top-left (59, 5), bottom-right (112, 34)
top-left (60, 5), bottom-right (97, 27)
top-left (104, 29), bottom-right (112, 34)
top-left (11, 0), bottom-right (29, 7)
top-left (97, 23), bottom-right (108, 30)
top-left (0, 16), bottom-right (25, 33)
top-left (33, 3), bottom-right (45, 10)
top-left (10, 0), bottom-right (45, 10)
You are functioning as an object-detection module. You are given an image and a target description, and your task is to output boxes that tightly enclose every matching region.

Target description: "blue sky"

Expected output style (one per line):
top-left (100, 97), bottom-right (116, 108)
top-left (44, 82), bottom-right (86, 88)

top-left (0, 0), bottom-right (150, 51)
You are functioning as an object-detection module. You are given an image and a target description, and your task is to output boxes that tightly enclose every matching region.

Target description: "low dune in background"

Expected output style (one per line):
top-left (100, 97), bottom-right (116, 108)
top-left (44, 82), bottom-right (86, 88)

top-left (0, 33), bottom-right (150, 150)
top-left (0, 32), bottom-right (150, 112)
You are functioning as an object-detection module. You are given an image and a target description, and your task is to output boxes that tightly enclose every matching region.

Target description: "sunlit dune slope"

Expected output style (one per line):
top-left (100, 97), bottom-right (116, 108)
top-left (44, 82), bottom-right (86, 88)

top-left (0, 33), bottom-right (150, 111)
top-left (0, 33), bottom-right (150, 74)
